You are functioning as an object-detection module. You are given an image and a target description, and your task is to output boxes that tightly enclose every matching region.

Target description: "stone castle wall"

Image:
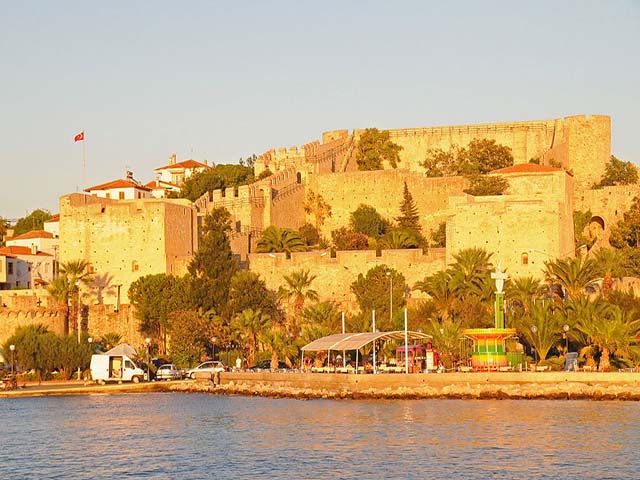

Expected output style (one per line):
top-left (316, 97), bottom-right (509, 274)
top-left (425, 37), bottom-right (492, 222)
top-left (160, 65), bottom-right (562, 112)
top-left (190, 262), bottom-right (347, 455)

top-left (59, 194), bottom-right (198, 304)
top-left (446, 171), bottom-right (575, 279)
top-left (0, 301), bottom-right (144, 349)
top-left (348, 115), bottom-right (610, 196)
top-left (575, 184), bottom-right (640, 232)
top-left (248, 248), bottom-right (446, 312)
top-left (307, 170), bottom-right (468, 238)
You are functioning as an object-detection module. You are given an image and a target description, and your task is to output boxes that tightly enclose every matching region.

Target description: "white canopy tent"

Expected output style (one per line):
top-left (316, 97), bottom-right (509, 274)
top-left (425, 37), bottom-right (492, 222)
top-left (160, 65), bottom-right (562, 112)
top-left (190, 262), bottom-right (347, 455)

top-left (301, 330), bottom-right (432, 374)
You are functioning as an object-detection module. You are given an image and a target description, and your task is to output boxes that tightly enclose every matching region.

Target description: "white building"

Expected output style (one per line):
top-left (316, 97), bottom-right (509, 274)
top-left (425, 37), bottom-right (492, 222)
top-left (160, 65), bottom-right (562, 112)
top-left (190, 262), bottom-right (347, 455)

top-left (85, 172), bottom-right (152, 200)
top-left (154, 154), bottom-right (209, 187)
top-left (0, 246), bottom-right (55, 289)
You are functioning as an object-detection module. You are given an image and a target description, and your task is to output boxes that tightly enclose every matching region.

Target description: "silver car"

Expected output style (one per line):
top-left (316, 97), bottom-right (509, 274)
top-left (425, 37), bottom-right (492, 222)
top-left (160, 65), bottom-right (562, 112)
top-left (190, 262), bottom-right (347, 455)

top-left (186, 361), bottom-right (227, 379)
top-left (155, 364), bottom-right (182, 381)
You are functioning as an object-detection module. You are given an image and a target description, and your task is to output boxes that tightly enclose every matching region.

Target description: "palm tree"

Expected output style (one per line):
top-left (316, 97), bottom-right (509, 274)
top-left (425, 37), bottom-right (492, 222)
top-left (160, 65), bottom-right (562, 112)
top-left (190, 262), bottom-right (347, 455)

top-left (100, 332), bottom-right (123, 351)
top-left (505, 276), bottom-right (544, 317)
top-left (593, 248), bottom-right (627, 298)
top-left (424, 318), bottom-right (464, 368)
top-left (514, 301), bottom-right (563, 363)
top-left (413, 271), bottom-right (455, 322)
top-left (576, 305), bottom-right (640, 371)
top-left (53, 259), bottom-right (93, 335)
top-left (256, 226), bottom-right (306, 256)
top-left (544, 255), bottom-right (600, 301)
top-left (278, 269), bottom-right (319, 312)
top-left (449, 248), bottom-right (493, 300)
top-left (231, 308), bottom-right (270, 366)
top-left (379, 229), bottom-right (419, 249)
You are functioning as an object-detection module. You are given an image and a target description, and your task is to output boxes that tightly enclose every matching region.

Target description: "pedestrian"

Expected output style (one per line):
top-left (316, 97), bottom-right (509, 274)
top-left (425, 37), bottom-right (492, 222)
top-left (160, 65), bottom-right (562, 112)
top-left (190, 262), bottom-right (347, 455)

top-left (235, 357), bottom-right (242, 371)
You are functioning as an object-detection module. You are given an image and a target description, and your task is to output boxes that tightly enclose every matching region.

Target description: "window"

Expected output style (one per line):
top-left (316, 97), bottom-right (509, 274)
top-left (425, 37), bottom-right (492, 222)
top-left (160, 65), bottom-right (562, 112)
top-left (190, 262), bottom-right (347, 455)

top-left (88, 264), bottom-right (95, 273)
top-left (119, 192), bottom-right (125, 200)
top-left (521, 253), bottom-right (529, 265)
top-left (131, 260), bottom-right (139, 272)
top-left (8, 262), bottom-right (13, 275)
top-left (106, 193), bottom-right (111, 199)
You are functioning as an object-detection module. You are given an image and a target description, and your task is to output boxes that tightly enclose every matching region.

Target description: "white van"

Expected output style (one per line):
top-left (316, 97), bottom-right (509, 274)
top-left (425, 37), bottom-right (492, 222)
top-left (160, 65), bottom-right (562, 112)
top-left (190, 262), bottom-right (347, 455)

top-left (90, 354), bottom-right (146, 384)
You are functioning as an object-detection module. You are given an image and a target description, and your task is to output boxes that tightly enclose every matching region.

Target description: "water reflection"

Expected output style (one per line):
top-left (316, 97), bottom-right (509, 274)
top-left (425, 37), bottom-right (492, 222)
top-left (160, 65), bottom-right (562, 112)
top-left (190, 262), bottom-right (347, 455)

top-left (1, 394), bottom-right (639, 479)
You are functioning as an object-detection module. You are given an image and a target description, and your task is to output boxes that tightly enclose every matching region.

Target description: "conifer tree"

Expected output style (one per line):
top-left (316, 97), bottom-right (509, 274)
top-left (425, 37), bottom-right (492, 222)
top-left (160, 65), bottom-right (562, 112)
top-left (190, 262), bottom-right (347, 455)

top-left (396, 182), bottom-right (421, 232)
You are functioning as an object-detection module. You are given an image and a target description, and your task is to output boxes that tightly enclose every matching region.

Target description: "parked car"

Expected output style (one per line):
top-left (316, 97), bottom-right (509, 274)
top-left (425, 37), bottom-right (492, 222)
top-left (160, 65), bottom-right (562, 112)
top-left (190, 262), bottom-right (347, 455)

top-left (248, 360), bottom-right (291, 371)
top-left (155, 364), bottom-right (182, 381)
top-left (185, 361), bottom-right (227, 379)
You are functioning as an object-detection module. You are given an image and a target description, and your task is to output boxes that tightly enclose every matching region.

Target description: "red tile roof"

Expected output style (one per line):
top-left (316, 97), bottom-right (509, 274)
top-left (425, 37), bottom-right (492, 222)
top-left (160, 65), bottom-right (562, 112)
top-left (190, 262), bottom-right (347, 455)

top-left (154, 159), bottom-right (208, 171)
top-left (0, 246), bottom-right (52, 257)
top-left (84, 179), bottom-right (151, 192)
top-left (492, 163), bottom-right (562, 174)
top-left (145, 179), bottom-right (180, 189)
top-left (45, 214), bottom-right (60, 223)
top-left (8, 230), bottom-right (54, 240)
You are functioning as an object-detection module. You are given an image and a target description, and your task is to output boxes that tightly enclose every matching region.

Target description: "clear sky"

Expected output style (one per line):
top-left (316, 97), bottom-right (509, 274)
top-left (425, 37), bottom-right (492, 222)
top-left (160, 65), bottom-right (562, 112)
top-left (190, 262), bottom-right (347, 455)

top-left (1, 1), bottom-right (638, 220)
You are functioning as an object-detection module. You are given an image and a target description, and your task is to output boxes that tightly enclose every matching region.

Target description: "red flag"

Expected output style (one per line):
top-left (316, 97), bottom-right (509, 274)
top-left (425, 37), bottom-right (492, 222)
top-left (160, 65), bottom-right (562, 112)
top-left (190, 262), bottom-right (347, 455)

top-left (74, 131), bottom-right (85, 142)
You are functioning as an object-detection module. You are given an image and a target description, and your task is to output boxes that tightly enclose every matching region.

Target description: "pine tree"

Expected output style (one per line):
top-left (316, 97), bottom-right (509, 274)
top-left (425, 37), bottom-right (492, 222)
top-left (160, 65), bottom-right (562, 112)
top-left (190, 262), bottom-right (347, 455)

top-left (396, 182), bottom-right (421, 232)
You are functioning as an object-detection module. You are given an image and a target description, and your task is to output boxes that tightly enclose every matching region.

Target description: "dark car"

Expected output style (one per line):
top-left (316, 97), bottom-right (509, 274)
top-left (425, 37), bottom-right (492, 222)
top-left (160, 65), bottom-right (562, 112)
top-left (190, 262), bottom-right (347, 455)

top-left (248, 360), bottom-right (291, 371)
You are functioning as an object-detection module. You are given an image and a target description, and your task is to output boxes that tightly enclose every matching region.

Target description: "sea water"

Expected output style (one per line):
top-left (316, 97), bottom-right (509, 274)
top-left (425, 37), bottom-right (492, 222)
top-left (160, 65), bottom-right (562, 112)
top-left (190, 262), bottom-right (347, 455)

top-left (1, 393), bottom-right (638, 479)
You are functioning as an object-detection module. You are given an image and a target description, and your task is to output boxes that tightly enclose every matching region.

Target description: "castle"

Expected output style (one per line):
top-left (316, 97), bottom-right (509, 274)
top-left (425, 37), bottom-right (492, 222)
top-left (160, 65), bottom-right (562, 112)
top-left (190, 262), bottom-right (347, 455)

top-left (1, 113), bottom-right (636, 347)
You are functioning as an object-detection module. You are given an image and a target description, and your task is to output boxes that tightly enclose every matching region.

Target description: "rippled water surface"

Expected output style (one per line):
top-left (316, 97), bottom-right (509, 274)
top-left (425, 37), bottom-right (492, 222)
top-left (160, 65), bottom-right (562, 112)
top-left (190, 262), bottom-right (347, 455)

top-left (1, 393), bottom-right (639, 479)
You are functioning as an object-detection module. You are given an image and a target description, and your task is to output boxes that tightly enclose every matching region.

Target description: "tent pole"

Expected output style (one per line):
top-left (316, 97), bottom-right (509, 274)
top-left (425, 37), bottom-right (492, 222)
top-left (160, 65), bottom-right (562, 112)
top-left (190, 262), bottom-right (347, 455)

top-left (356, 350), bottom-right (359, 375)
top-left (372, 310), bottom-right (376, 374)
top-left (405, 308), bottom-right (409, 374)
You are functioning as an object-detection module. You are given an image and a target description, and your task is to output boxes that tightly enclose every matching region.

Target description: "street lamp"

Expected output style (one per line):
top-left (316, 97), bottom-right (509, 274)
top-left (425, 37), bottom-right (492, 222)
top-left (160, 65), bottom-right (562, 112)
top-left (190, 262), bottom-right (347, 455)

top-left (563, 324), bottom-right (570, 353)
top-left (145, 337), bottom-right (151, 382)
top-left (212, 337), bottom-right (217, 361)
top-left (9, 344), bottom-right (15, 375)
top-left (386, 271), bottom-right (393, 325)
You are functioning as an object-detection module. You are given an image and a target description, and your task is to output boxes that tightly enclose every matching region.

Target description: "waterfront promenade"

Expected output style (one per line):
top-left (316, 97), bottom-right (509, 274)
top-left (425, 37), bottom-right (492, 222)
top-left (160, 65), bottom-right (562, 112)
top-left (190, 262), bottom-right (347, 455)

top-left (4, 371), bottom-right (640, 400)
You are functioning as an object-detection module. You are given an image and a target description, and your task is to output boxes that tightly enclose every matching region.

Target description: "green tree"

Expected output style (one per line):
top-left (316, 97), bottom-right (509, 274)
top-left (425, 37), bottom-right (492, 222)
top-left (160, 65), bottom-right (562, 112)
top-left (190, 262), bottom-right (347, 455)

top-left (414, 270), bottom-right (456, 322)
top-left (577, 305), bottom-right (640, 371)
top-left (299, 301), bottom-right (342, 344)
top-left (331, 227), bottom-right (369, 251)
top-left (424, 318), bottom-right (464, 368)
top-left (128, 274), bottom-right (190, 352)
top-left (298, 223), bottom-right (319, 246)
top-left (355, 128), bottom-right (402, 170)
top-left (256, 226), bottom-right (306, 256)
top-left (594, 155), bottom-right (639, 188)
top-left (610, 197), bottom-right (640, 249)
top-left (179, 164), bottom-right (255, 201)
top-left (167, 310), bottom-right (216, 368)
top-left (429, 222), bottom-right (446, 248)
top-left (226, 271), bottom-right (282, 323)
top-left (99, 332), bottom-right (123, 351)
top-left (422, 146), bottom-right (462, 177)
top-left (231, 308), bottom-right (271, 366)
top-left (13, 209), bottom-right (52, 236)
top-left (462, 138), bottom-right (514, 174)
top-left (448, 248), bottom-right (494, 327)
top-left (0, 216), bottom-right (8, 246)
top-left (350, 204), bottom-right (390, 238)
top-left (47, 259), bottom-right (93, 335)
top-left (378, 229), bottom-right (419, 249)
top-left (594, 248), bottom-right (627, 298)
top-left (188, 207), bottom-right (238, 312)
top-left (515, 301), bottom-right (563, 363)
top-left (303, 191), bottom-right (332, 232)
top-left (463, 175), bottom-right (509, 196)
top-left (544, 256), bottom-right (600, 301)
top-left (278, 269), bottom-right (319, 312)
top-left (505, 276), bottom-right (544, 318)
top-left (421, 139), bottom-right (513, 177)
top-left (395, 182), bottom-right (421, 232)
top-left (350, 265), bottom-right (407, 331)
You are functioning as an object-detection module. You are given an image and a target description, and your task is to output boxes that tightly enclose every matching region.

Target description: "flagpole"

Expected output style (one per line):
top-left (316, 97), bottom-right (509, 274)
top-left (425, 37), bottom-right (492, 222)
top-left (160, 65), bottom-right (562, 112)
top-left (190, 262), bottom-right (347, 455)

top-left (82, 132), bottom-right (86, 190)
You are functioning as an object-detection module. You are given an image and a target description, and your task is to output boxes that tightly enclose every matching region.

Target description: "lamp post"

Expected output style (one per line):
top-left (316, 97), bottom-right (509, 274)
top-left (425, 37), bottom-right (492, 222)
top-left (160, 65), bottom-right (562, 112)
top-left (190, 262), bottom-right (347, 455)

top-left (212, 336), bottom-right (217, 362)
top-left (386, 271), bottom-right (393, 325)
top-left (145, 337), bottom-right (151, 382)
top-left (76, 280), bottom-right (82, 380)
top-left (563, 324), bottom-right (570, 353)
top-left (9, 344), bottom-right (15, 375)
